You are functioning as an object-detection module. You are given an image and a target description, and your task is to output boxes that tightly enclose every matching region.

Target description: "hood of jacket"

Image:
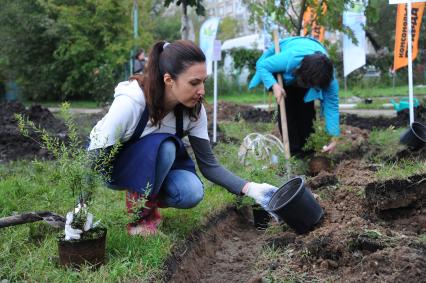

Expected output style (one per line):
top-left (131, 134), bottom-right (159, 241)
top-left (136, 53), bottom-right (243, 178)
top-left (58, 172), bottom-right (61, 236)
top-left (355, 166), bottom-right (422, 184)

top-left (113, 80), bottom-right (144, 106)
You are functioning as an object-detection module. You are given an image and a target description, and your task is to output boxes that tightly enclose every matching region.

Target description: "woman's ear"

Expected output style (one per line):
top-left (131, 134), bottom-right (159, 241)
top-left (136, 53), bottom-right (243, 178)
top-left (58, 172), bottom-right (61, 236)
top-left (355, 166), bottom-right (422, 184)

top-left (163, 73), bottom-right (174, 88)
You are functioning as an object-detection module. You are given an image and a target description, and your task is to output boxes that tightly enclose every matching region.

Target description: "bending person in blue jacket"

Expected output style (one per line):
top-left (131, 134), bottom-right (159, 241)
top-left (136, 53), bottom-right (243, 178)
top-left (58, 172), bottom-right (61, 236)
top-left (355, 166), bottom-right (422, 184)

top-left (249, 36), bottom-right (339, 155)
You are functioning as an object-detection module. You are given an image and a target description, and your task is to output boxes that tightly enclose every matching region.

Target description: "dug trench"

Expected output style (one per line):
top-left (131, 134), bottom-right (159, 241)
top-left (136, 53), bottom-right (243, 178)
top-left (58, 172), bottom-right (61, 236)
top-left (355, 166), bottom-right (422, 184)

top-left (163, 122), bottom-right (426, 282)
top-left (163, 206), bottom-right (266, 283)
top-left (163, 164), bottom-right (426, 282)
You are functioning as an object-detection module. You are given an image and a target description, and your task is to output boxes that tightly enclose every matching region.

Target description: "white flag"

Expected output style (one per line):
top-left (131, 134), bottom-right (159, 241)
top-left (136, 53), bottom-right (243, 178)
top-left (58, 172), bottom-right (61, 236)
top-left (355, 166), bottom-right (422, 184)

top-left (343, 1), bottom-right (367, 77)
top-left (199, 18), bottom-right (220, 75)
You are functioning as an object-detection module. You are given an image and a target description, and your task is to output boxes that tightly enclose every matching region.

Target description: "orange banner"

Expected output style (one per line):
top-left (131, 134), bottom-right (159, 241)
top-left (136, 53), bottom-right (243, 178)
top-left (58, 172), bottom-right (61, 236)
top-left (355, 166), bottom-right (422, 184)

top-left (393, 3), bottom-right (425, 71)
top-left (302, 3), bottom-right (327, 42)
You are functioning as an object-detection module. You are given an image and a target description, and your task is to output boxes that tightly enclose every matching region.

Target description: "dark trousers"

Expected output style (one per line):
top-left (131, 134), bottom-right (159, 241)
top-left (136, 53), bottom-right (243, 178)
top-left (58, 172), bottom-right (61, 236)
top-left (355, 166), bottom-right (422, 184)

top-left (277, 85), bottom-right (316, 155)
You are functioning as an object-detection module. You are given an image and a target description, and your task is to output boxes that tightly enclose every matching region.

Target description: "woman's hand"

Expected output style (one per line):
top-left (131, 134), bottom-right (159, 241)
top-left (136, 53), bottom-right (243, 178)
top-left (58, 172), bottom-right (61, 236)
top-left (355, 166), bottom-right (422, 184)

top-left (242, 182), bottom-right (278, 209)
top-left (321, 137), bottom-right (338, 153)
top-left (272, 84), bottom-right (286, 103)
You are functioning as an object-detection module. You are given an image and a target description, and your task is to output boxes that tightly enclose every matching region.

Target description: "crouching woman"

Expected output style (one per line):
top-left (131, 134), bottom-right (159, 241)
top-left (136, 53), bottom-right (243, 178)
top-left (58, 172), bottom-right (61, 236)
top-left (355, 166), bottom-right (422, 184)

top-left (88, 40), bottom-right (277, 236)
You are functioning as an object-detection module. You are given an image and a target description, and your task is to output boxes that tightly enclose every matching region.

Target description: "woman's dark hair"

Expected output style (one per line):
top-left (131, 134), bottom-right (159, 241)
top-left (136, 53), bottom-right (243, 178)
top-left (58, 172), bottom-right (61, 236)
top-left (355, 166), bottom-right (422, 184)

top-left (293, 52), bottom-right (333, 89)
top-left (130, 40), bottom-right (206, 126)
top-left (134, 48), bottom-right (145, 59)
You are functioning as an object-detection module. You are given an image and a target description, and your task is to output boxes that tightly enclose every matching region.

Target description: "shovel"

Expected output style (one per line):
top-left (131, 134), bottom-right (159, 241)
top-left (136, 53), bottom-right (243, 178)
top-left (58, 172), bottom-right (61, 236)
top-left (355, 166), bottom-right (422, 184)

top-left (272, 29), bottom-right (291, 178)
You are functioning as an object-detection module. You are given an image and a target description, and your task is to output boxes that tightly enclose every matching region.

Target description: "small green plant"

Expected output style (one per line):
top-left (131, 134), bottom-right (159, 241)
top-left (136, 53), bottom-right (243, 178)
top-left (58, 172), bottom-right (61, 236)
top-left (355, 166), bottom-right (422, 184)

top-left (15, 102), bottom-right (119, 240)
top-left (128, 182), bottom-right (153, 223)
top-left (303, 119), bottom-right (332, 154)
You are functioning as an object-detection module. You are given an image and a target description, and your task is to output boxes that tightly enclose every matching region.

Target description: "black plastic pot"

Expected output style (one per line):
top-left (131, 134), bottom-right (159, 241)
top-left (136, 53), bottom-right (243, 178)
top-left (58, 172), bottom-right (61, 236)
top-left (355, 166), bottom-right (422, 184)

top-left (252, 205), bottom-right (271, 230)
top-left (58, 227), bottom-right (107, 268)
top-left (364, 98), bottom-right (373, 104)
top-left (267, 177), bottom-right (323, 234)
top-left (400, 121), bottom-right (426, 150)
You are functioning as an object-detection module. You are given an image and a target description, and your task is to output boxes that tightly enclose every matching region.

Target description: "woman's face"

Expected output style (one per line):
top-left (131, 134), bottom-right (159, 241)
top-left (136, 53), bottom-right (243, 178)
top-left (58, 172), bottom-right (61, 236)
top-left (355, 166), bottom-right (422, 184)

top-left (167, 62), bottom-right (207, 108)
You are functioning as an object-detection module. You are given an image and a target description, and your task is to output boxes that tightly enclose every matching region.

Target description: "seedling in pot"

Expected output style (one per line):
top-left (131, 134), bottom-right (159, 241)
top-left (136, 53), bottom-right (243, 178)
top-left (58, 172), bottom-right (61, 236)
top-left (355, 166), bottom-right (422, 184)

top-left (15, 102), bottom-right (119, 268)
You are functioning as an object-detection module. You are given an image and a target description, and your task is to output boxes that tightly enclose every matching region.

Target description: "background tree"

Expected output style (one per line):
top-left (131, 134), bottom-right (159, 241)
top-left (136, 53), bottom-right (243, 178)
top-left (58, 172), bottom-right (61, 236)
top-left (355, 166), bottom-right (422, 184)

top-left (150, 1), bottom-right (182, 41)
top-left (245, 0), bottom-right (378, 43)
top-left (0, 0), bottom-right (140, 103)
top-left (164, 0), bottom-right (205, 40)
top-left (217, 17), bottom-right (241, 41)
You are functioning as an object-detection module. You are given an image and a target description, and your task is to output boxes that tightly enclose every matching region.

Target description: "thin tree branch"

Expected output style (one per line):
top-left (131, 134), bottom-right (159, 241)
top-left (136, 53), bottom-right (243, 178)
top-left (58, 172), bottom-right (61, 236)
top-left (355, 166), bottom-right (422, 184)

top-left (0, 211), bottom-right (65, 229)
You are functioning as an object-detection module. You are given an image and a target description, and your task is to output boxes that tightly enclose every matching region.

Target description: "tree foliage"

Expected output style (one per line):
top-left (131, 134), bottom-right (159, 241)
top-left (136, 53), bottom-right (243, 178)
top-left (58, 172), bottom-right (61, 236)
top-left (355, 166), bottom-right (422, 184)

top-left (164, 0), bottom-right (205, 40)
top-left (0, 0), bottom-right (136, 102)
top-left (245, 0), bottom-right (378, 43)
top-left (217, 17), bottom-right (241, 41)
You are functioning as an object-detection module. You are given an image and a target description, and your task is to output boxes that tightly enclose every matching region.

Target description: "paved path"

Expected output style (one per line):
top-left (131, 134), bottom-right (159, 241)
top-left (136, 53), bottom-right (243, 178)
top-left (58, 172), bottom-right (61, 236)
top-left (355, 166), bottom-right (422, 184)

top-left (49, 105), bottom-right (397, 118)
top-left (340, 109), bottom-right (396, 117)
top-left (48, 107), bottom-right (104, 114)
top-left (252, 104), bottom-right (397, 117)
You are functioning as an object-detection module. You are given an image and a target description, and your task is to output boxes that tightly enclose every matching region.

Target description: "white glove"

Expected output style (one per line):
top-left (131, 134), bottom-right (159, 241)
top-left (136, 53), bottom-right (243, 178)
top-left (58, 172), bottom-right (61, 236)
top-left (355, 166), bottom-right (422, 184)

top-left (83, 212), bottom-right (93, 232)
top-left (244, 182), bottom-right (278, 209)
top-left (64, 212), bottom-right (83, 241)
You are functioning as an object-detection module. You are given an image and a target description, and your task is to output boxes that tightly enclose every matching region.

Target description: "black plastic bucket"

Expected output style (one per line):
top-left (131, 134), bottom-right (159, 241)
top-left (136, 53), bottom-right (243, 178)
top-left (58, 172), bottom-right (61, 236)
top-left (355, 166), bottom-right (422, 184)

top-left (400, 121), bottom-right (426, 150)
top-left (267, 177), bottom-right (323, 234)
top-left (252, 205), bottom-right (271, 230)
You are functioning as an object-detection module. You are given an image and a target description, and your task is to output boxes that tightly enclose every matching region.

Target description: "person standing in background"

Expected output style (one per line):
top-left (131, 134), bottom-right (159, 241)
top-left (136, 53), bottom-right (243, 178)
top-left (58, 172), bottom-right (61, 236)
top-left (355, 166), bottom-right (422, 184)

top-left (133, 48), bottom-right (146, 74)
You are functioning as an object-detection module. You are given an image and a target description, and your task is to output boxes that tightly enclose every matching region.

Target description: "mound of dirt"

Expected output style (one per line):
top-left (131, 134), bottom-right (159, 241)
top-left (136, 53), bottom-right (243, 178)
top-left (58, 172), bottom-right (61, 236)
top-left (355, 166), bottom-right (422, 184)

top-left (365, 173), bottom-right (426, 212)
top-left (164, 129), bottom-right (426, 282)
top-left (342, 105), bottom-right (426, 130)
top-left (0, 101), bottom-right (66, 162)
top-left (204, 101), bottom-right (274, 123)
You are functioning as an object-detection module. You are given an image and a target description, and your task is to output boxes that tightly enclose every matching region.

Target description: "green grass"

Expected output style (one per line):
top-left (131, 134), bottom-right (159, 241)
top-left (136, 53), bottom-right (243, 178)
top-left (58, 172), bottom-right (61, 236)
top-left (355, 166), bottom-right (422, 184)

top-left (205, 91), bottom-right (269, 105)
top-left (0, 120), bottom-right (284, 282)
top-left (376, 159), bottom-right (426, 181)
top-left (18, 84), bottom-right (426, 110)
top-left (0, 161), bottom-right (238, 282)
top-left (340, 85), bottom-right (426, 99)
top-left (23, 100), bottom-right (100, 109)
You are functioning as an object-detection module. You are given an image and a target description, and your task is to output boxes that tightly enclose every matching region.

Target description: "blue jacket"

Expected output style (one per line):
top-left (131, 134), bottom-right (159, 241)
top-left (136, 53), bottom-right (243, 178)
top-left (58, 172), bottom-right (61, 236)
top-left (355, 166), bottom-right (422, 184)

top-left (249, 36), bottom-right (340, 136)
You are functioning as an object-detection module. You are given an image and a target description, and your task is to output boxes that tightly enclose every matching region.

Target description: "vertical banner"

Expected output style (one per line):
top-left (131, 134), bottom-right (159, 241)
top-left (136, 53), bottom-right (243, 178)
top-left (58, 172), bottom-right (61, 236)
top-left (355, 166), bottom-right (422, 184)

top-left (199, 17), bottom-right (220, 75)
top-left (302, 3), bottom-right (327, 42)
top-left (343, 0), bottom-right (367, 77)
top-left (393, 2), bottom-right (425, 71)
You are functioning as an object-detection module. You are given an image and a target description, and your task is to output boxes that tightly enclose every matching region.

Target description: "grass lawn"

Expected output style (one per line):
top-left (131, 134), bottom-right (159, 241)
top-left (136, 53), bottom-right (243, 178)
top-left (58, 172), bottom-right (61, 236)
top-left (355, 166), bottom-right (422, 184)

top-left (20, 85), bottom-right (426, 110)
top-left (0, 121), bottom-right (283, 282)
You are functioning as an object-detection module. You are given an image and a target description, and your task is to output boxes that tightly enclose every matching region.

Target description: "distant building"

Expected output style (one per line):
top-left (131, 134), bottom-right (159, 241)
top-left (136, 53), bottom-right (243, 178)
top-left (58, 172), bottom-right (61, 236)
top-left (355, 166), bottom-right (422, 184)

top-left (204, 0), bottom-right (255, 36)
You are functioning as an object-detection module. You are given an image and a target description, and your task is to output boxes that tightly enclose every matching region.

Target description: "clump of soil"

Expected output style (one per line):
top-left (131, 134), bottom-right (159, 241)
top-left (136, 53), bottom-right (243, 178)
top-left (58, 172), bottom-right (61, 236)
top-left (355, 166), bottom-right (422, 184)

top-left (365, 173), bottom-right (426, 212)
top-left (308, 156), bottom-right (333, 176)
top-left (307, 171), bottom-right (338, 190)
top-left (342, 105), bottom-right (426, 130)
top-left (0, 101), bottom-right (66, 162)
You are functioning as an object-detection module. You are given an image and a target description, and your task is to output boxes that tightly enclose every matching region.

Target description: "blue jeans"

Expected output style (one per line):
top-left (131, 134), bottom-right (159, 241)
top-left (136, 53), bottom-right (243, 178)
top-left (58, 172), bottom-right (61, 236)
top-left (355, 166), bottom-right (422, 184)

top-left (154, 139), bottom-right (204, 209)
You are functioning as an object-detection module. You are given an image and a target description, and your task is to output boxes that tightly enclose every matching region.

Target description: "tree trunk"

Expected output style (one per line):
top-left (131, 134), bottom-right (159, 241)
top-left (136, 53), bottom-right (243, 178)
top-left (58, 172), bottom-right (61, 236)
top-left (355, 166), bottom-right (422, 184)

top-left (181, 1), bottom-right (189, 40)
top-left (297, 0), bottom-right (308, 35)
top-left (0, 211), bottom-right (65, 229)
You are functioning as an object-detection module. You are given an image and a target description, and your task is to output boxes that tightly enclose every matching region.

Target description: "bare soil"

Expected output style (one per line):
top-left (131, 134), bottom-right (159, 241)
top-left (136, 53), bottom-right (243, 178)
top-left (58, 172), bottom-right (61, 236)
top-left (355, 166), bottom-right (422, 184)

top-left (204, 101), bottom-right (274, 123)
top-left (0, 101), bottom-right (67, 163)
top-left (342, 105), bottom-right (426, 130)
top-left (165, 154), bottom-right (426, 282)
top-left (164, 106), bottom-right (426, 282)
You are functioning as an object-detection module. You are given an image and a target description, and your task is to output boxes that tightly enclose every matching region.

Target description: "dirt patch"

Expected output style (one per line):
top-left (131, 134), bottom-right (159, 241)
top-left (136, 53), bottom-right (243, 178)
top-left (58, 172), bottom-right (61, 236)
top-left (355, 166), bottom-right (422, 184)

top-left (365, 173), bottom-right (426, 211)
top-left (342, 105), bottom-right (426, 130)
top-left (164, 207), bottom-right (265, 283)
top-left (204, 101), bottom-right (274, 123)
top-left (0, 102), bottom-right (67, 162)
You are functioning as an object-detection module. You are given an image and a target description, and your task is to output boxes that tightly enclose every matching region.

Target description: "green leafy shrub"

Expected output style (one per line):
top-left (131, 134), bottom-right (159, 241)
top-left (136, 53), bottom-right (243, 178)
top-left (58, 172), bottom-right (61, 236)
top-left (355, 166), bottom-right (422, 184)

top-left (303, 119), bottom-right (332, 154)
top-left (15, 102), bottom-right (119, 237)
